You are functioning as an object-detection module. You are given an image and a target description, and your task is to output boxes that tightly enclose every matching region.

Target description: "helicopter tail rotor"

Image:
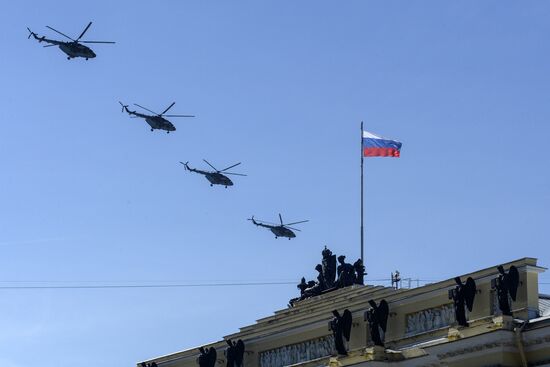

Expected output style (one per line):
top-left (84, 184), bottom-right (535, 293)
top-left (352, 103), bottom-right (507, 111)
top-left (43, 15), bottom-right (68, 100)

top-left (118, 101), bottom-right (128, 113)
top-left (27, 27), bottom-right (37, 40)
top-left (179, 161), bottom-right (190, 171)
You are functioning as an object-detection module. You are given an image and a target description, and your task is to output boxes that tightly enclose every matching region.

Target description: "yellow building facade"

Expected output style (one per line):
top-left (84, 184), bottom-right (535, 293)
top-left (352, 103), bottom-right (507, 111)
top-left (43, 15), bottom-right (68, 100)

top-left (139, 257), bottom-right (550, 367)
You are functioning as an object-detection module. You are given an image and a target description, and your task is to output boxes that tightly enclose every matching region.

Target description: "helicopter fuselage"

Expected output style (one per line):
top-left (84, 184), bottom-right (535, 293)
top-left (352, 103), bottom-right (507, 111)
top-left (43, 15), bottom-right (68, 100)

top-left (205, 172), bottom-right (233, 187)
top-left (59, 42), bottom-right (96, 59)
top-left (270, 226), bottom-right (296, 239)
top-left (145, 116), bottom-right (176, 132)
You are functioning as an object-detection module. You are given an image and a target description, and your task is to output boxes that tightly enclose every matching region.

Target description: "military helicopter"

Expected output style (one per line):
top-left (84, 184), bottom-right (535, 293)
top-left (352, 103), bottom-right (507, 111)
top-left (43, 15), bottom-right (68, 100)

top-left (119, 102), bottom-right (194, 133)
top-left (180, 160), bottom-right (246, 188)
top-left (248, 214), bottom-right (308, 239)
top-left (27, 22), bottom-right (115, 60)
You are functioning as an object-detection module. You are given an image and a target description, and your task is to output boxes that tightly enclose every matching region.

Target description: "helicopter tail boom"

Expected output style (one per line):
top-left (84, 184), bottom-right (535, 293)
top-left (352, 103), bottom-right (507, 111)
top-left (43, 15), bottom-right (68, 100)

top-left (27, 28), bottom-right (46, 42)
top-left (248, 217), bottom-right (273, 228)
top-left (27, 28), bottom-right (61, 46)
top-left (180, 162), bottom-right (210, 175)
top-left (119, 102), bottom-right (149, 118)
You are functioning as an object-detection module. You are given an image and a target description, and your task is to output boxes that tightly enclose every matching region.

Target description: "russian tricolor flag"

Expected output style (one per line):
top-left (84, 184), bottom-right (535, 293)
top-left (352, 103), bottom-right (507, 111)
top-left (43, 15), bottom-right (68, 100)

top-left (362, 130), bottom-right (402, 157)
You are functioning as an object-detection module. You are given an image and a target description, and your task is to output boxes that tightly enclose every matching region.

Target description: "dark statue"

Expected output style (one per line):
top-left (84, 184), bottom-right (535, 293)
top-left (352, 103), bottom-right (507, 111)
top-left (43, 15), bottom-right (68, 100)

top-left (492, 265), bottom-right (520, 316)
top-left (296, 277), bottom-right (309, 295)
top-left (315, 263), bottom-right (327, 290)
top-left (448, 276), bottom-right (476, 327)
top-left (289, 267), bottom-right (323, 306)
top-left (289, 247), bottom-right (367, 307)
top-left (198, 347), bottom-right (217, 367)
top-left (336, 255), bottom-right (356, 287)
top-left (301, 264), bottom-right (326, 298)
top-left (329, 309), bottom-right (352, 355)
top-left (322, 246), bottom-right (337, 288)
top-left (353, 259), bottom-right (365, 285)
top-left (225, 339), bottom-right (245, 367)
top-left (364, 300), bottom-right (389, 347)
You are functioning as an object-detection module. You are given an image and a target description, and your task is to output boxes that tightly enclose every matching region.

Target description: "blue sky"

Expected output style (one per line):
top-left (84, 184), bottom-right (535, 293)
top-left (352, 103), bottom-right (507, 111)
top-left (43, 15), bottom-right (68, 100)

top-left (1, 1), bottom-right (549, 367)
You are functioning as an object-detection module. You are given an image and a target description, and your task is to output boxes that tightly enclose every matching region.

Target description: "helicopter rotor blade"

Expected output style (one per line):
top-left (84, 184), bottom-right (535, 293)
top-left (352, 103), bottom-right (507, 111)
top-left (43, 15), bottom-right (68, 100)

top-left (160, 102), bottom-right (176, 115)
top-left (279, 214), bottom-right (283, 226)
top-left (27, 27), bottom-right (34, 39)
top-left (202, 159), bottom-right (218, 171)
top-left (46, 25), bottom-right (75, 41)
top-left (76, 22), bottom-right (92, 42)
top-left (134, 104), bottom-right (158, 115)
top-left (162, 114), bottom-right (195, 118)
top-left (223, 172), bottom-right (247, 177)
top-left (220, 162), bottom-right (241, 172)
top-left (284, 220), bottom-right (309, 226)
top-left (79, 40), bottom-right (115, 44)
top-left (43, 44), bottom-right (56, 48)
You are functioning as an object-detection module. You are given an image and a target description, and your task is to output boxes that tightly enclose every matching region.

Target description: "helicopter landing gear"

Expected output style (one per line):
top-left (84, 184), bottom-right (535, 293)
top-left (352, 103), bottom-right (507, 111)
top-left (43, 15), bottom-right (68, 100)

top-left (288, 238), bottom-right (291, 240)
top-left (67, 56), bottom-right (71, 60)
top-left (210, 184), bottom-right (213, 187)
top-left (150, 128), bottom-right (154, 132)
top-left (275, 236), bottom-right (278, 239)
top-left (85, 58), bottom-right (88, 60)
top-left (225, 186), bottom-right (228, 188)
top-left (167, 131), bottom-right (170, 134)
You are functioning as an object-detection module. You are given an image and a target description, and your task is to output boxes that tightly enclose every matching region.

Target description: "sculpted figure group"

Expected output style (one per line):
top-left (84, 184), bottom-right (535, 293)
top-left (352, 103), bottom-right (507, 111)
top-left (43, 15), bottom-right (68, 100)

top-left (289, 246), bottom-right (365, 306)
top-left (447, 265), bottom-right (521, 329)
top-left (329, 301), bottom-right (391, 355)
top-left (197, 340), bottom-right (245, 367)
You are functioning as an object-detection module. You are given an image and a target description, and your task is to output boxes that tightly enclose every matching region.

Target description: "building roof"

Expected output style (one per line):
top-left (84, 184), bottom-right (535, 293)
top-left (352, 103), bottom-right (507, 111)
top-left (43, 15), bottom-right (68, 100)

top-left (140, 257), bottom-right (547, 367)
top-left (540, 294), bottom-right (550, 317)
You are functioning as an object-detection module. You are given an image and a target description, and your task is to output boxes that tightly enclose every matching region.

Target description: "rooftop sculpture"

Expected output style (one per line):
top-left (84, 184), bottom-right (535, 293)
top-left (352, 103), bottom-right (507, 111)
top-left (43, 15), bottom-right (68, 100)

top-left (225, 339), bottom-right (245, 367)
top-left (321, 247), bottom-right (337, 288)
top-left (198, 347), bottom-right (217, 367)
top-left (289, 246), bottom-right (365, 306)
top-left (329, 309), bottom-right (352, 355)
top-left (448, 276), bottom-right (476, 327)
top-left (492, 265), bottom-right (520, 316)
top-left (364, 300), bottom-right (389, 347)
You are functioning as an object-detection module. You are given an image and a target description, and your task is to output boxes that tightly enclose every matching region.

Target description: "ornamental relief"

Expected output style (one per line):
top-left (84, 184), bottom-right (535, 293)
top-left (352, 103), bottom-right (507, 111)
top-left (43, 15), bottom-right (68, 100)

top-left (405, 303), bottom-right (457, 335)
top-left (259, 335), bottom-right (335, 367)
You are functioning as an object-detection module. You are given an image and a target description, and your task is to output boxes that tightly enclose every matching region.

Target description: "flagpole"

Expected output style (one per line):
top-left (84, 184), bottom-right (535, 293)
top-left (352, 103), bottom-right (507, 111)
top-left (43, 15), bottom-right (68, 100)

top-left (360, 121), bottom-right (364, 265)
